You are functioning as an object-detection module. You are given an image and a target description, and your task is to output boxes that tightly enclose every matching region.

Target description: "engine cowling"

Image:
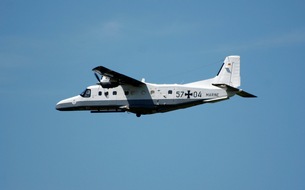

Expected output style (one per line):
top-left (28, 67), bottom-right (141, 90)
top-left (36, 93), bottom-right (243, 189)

top-left (100, 76), bottom-right (119, 88)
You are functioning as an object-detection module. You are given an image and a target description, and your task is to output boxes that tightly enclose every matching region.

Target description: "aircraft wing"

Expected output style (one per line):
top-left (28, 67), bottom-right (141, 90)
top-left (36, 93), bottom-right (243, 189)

top-left (92, 66), bottom-right (145, 86)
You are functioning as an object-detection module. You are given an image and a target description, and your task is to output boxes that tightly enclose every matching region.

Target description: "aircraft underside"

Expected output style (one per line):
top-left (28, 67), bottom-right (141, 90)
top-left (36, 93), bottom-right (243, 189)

top-left (56, 98), bottom-right (209, 117)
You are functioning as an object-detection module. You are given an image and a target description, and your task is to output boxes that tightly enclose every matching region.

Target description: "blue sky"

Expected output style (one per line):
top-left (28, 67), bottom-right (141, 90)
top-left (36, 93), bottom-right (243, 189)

top-left (1, 0), bottom-right (305, 189)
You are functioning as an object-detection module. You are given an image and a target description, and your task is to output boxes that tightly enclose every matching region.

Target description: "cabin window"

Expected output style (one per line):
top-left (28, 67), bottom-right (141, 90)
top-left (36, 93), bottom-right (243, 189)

top-left (113, 91), bottom-right (117, 95)
top-left (168, 90), bottom-right (172, 94)
top-left (125, 91), bottom-right (129, 95)
top-left (98, 91), bottom-right (102, 96)
top-left (80, 89), bottom-right (91, 98)
top-left (150, 90), bottom-right (155, 94)
top-left (105, 92), bottom-right (109, 97)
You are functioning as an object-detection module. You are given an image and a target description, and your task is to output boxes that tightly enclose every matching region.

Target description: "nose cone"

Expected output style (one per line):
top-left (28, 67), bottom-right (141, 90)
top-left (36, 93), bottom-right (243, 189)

top-left (56, 100), bottom-right (67, 111)
top-left (56, 96), bottom-right (78, 111)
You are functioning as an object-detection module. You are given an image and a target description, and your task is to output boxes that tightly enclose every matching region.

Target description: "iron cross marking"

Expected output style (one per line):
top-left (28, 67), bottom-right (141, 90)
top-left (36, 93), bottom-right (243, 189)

top-left (185, 90), bottom-right (193, 99)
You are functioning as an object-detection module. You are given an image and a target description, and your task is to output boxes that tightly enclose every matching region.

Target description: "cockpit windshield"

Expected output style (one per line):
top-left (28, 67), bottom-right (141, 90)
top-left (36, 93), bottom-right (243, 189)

top-left (80, 89), bottom-right (91, 98)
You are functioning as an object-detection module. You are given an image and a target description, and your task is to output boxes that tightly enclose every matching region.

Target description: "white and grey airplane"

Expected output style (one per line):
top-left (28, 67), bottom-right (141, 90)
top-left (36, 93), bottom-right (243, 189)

top-left (56, 55), bottom-right (256, 117)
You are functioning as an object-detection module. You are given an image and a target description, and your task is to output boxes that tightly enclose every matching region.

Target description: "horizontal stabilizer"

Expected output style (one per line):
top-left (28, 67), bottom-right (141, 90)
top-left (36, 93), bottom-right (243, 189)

top-left (212, 84), bottom-right (257, 98)
top-left (236, 90), bottom-right (257, 98)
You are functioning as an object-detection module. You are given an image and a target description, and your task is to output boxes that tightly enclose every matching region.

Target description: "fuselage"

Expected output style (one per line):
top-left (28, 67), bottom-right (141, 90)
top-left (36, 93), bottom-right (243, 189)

top-left (56, 82), bottom-right (230, 116)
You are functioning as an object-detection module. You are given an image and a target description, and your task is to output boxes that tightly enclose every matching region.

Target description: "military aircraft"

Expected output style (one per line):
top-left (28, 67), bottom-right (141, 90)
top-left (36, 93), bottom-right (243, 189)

top-left (56, 55), bottom-right (256, 117)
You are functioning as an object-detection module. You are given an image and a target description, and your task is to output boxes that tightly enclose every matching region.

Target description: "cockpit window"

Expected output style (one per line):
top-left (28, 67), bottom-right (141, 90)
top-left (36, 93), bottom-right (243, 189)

top-left (80, 89), bottom-right (91, 98)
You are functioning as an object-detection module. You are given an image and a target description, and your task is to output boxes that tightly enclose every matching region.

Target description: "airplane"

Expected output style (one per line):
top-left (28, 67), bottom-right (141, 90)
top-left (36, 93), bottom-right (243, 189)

top-left (56, 55), bottom-right (256, 117)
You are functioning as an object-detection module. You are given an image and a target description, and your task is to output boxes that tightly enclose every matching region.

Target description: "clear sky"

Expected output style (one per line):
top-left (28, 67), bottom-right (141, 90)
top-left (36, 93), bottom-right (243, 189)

top-left (1, 0), bottom-right (305, 190)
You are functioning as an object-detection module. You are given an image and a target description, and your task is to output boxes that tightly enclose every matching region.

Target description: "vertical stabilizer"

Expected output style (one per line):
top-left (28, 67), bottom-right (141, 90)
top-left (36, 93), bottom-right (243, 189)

top-left (214, 55), bottom-right (241, 87)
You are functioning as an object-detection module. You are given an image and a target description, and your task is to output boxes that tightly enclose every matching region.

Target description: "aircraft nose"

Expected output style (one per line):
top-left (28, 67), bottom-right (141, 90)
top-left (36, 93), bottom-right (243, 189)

top-left (56, 96), bottom-right (80, 111)
top-left (56, 100), bottom-right (67, 111)
top-left (56, 97), bottom-right (74, 111)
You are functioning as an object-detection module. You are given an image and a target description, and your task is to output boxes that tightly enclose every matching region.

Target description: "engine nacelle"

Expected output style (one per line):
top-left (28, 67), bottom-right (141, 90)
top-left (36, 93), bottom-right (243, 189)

top-left (100, 76), bottom-right (119, 88)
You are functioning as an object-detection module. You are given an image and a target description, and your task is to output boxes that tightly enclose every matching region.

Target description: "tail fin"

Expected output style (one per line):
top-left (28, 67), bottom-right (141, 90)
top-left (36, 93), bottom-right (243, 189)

top-left (214, 55), bottom-right (240, 87)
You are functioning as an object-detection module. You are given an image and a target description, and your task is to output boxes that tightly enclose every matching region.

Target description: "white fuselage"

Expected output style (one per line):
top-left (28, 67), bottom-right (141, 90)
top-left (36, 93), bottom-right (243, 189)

top-left (56, 81), bottom-right (230, 115)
